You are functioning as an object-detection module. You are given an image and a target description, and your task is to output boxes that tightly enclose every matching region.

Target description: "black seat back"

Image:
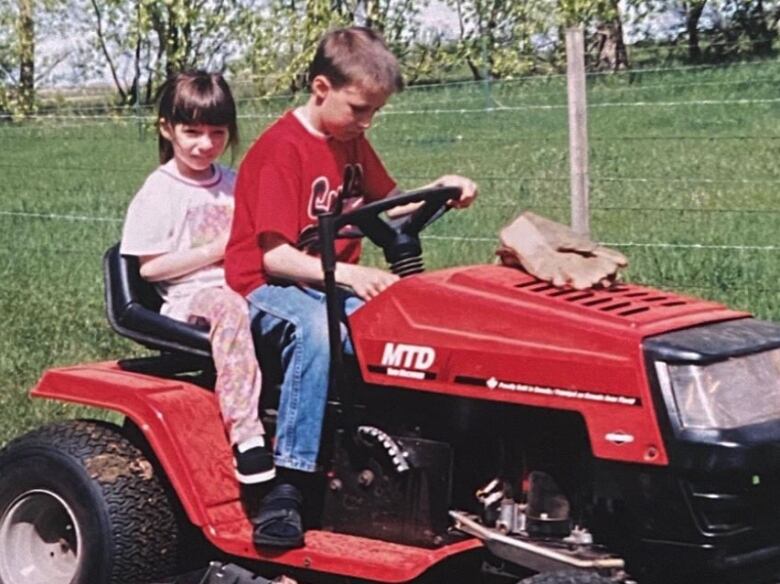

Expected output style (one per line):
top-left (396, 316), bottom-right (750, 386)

top-left (103, 243), bottom-right (212, 358)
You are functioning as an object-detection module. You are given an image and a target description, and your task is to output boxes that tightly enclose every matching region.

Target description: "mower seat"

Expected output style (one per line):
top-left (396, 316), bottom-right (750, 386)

top-left (103, 243), bottom-right (212, 359)
top-left (104, 242), bottom-right (285, 409)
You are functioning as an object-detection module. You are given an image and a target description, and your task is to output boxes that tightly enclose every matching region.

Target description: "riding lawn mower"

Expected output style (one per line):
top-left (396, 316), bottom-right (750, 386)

top-left (0, 187), bottom-right (778, 584)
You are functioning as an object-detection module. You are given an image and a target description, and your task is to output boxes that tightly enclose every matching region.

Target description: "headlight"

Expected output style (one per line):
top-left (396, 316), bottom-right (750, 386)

top-left (656, 348), bottom-right (780, 429)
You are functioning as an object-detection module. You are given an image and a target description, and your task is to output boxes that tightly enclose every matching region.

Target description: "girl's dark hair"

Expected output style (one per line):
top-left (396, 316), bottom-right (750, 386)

top-left (156, 70), bottom-right (239, 164)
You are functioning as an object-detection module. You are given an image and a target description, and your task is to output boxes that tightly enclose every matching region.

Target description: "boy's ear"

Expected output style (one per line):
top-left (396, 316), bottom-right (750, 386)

top-left (311, 75), bottom-right (332, 100)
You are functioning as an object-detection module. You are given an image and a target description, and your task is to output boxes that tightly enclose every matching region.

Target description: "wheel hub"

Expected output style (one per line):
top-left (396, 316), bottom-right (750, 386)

top-left (0, 489), bottom-right (81, 584)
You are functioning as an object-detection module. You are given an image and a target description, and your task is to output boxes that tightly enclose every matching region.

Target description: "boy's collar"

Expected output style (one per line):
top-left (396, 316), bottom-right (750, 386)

top-left (293, 106), bottom-right (328, 140)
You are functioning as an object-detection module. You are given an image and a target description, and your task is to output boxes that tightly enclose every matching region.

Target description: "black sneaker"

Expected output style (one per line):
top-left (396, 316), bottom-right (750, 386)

top-left (233, 439), bottom-right (276, 484)
top-left (253, 483), bottom-right (304, 548)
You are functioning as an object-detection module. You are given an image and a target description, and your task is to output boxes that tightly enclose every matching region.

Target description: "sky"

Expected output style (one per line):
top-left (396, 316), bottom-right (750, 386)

top-left (419, 0), bottom-right (460, 36)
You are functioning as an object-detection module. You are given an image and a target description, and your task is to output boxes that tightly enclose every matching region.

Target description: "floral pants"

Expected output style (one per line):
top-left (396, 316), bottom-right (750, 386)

top-left (188, 286), bottom-right (265, 446)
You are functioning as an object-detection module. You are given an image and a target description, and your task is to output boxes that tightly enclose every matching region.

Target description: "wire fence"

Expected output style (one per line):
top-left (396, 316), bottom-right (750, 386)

top-left (18, 56), bottom-right (780, 117)
top-left (2, 56), bottom-right (779, 319)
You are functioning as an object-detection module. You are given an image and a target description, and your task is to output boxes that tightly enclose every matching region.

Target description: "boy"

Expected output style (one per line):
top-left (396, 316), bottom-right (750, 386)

top-left (225, 26), bottom-right (477, 548)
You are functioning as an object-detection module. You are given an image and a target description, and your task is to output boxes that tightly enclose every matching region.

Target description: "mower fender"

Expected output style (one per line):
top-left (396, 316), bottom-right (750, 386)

top-left (30, 362), bottom-right (487, 583)
top-left (30, 361), bottom-right (238, 529)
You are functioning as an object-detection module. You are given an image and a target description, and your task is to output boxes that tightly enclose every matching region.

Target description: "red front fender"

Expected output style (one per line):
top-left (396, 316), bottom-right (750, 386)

top-left (30, 361), bottom-right (482, 582)
top-left (31, 361), bottom-right (237, 528)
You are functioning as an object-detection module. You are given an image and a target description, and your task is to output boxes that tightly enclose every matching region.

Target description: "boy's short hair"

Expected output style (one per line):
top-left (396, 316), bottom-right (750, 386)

top-left (309, 27), bottom-right (404, 94)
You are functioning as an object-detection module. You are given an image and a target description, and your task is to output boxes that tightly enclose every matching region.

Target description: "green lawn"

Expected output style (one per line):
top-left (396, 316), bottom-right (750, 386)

top-left (1, 59), bottom-right (778, 444)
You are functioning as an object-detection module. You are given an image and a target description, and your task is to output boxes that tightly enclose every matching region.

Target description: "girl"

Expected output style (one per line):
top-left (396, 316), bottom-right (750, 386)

top-left (120, 71), bottom-right (273, 485)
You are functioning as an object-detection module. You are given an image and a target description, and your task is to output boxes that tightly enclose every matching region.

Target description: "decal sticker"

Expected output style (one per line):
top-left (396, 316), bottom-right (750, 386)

top-left (307, 164), bottom-right (365, 218)
top-left (381, 343), bottom-right (436, 370)
top-left (309, 176), bottom-right (337, 216)
top-left (368, 342), bottom-right (438, 381)
top-left (368, 365), bottom-right (436, 380)
top-left (455, 375), bottom-right (641, 407)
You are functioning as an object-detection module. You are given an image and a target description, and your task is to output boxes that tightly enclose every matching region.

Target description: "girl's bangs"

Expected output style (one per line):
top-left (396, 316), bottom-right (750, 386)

top-left (170, 86), bottom-right (235, 127)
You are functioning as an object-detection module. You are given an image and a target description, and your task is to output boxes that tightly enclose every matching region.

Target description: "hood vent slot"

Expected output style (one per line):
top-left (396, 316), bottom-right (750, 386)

top-left (513, 276), bottom-right (691, 320)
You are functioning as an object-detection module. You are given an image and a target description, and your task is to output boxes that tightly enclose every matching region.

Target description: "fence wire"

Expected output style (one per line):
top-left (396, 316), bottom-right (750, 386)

top-left (3, 57), bottom-right (779, 318)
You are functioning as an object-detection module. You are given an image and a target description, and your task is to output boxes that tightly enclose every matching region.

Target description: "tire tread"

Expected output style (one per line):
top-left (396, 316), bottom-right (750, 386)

top-left (0, 420), bottom-right (179, 584)
top-left (519, 569), bottom-right (619, 584)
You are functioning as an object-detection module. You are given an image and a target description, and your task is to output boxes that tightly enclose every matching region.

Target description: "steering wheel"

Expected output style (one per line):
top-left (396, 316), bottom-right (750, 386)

top-left (298, 185), bottom-right (462, 276)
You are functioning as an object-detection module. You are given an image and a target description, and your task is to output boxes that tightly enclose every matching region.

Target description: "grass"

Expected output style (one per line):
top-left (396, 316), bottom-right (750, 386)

top-left (0, 59), bottom-right (778, 445)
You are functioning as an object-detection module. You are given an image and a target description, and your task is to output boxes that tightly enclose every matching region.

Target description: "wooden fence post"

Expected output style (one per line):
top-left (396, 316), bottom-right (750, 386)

top-left (566, 26), bottom-right (590, 237)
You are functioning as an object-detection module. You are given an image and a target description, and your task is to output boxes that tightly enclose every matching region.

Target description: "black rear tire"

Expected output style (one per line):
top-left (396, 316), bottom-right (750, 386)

top-left (0, 420), bottom-right (180, 584)
top-left (518, 570), bottom-right (617, 584)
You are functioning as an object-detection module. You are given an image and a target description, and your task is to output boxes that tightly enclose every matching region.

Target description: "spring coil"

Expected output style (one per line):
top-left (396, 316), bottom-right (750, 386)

top-left (390, 255), bottom-right (424, 277)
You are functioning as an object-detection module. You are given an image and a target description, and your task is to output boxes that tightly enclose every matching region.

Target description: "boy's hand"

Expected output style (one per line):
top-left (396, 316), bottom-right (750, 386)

top-left (336, 263), bottom-right (399, 300)
top-left (434, 175), bottom-right (478, 209)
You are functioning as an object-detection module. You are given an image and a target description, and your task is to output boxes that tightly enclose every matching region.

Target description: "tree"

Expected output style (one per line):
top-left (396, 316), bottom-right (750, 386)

top-left (82, 0), bottom-right (253, 105)
top-left (445, 0), bottom-right (632, 80)
top-left (88, 0), bottom-right (136, 104)
top-left (234, 0), bottom-right (347, 94)
top-left (0, 0), bottom-right (37, 115)
top-left (0, 0), bottom-right (71, 116)
top-left (626, 0), bottom-right (780, 62)
top-left (683, 1), bottom-right (707, 61)
top-left (354, 0), bottom-right (427, 79)
top-left (17, 0), bottom-right (34, 114)
top-left (0, 3), bottom-right (17, 97)
top-left (721, 0), bottom-right (776, 55)
top-left (234, 0), bottom-right (428, 94)
top-left (445, 0), bottom-right (556, 80)
top-left (589, 0), bottom-right (629, 70)
top-left (622, 0), bottom-right (710, 61)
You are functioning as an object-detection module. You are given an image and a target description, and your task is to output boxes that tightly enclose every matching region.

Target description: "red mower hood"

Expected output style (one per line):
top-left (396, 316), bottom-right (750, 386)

top-left (349, 264), bottom-right (747, 466)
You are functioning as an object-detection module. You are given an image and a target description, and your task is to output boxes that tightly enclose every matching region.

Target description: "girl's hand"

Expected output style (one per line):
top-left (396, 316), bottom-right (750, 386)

top-left (139, 230), bottom-right (230, 282)
top-left (203, 230), bottom-right (230, 262)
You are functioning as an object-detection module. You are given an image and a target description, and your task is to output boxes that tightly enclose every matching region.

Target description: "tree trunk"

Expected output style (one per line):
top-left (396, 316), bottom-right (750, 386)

top-left (130, 20), bottom-right (141, 106)
top-left (363, 0), bottom-right (375, 29)
top-left (164, 4), bottom-right (179, 79)
top-left (466, 57), bottom-right (482, 80)
top-left (149, 5), bottom-right (167, 101)
top-left (686, 1), bottom-right (706, 62)
top-left (90, 0), bottom-right (128, 103)
top-left (737, 0), bottom-right (773, 55)
top-left (17, 0), bottom-right (35, 115)
top-left (592, 1), bottom-right (629, 72)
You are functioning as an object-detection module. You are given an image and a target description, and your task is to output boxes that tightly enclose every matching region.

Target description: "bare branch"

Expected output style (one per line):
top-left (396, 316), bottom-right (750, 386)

top-left (89, 0), bottom-right (127, 102)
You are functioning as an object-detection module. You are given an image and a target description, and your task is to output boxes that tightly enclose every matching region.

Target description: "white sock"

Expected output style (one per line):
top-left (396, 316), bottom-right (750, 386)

top-left (236, 436), bottom-right (265, 453)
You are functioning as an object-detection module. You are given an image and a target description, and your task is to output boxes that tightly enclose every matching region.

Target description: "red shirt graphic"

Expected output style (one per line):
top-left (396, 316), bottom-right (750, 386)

top-left (226, 110), bottom-right (397, 297)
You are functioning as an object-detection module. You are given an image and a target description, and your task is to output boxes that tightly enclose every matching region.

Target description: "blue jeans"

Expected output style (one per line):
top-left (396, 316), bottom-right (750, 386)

top-left (246, 284), bottom-right (363, 472)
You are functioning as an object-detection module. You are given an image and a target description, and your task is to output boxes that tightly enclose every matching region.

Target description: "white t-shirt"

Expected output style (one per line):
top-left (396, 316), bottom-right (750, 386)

top-left (120, 159), bottom-right (236, 321)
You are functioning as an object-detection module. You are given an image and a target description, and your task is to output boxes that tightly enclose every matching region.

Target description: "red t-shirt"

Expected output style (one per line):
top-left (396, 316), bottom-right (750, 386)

top-left (226, 109), bottom-right (397, 297)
